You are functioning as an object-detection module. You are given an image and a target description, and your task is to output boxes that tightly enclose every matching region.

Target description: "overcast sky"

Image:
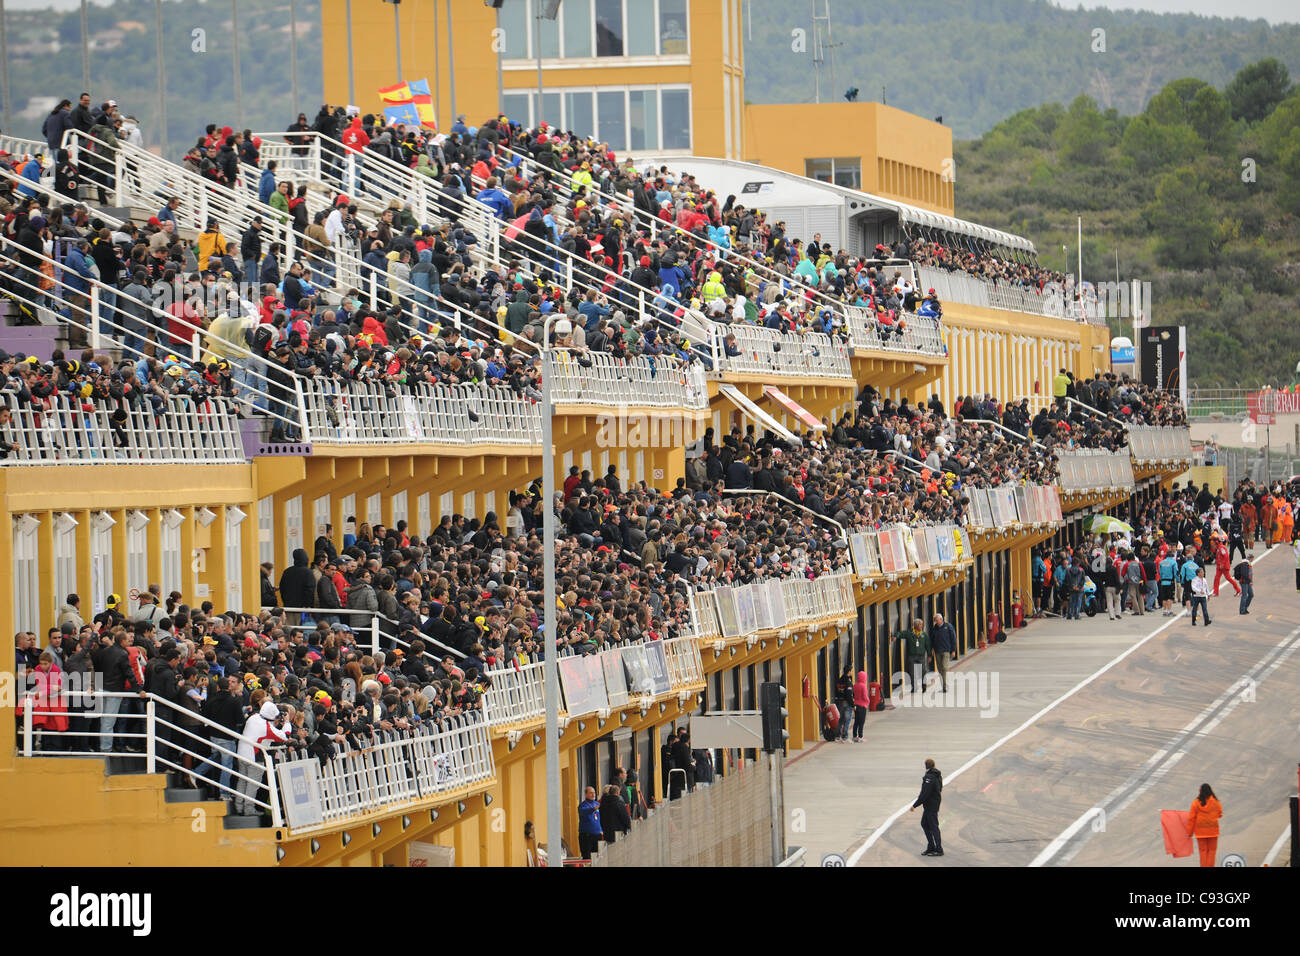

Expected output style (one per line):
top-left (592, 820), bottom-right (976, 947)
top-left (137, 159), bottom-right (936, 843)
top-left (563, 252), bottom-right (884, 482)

top-left (7, 0), bottom-right (1299, 24)
top-left (1068, 0), bottom-right (1298, 23)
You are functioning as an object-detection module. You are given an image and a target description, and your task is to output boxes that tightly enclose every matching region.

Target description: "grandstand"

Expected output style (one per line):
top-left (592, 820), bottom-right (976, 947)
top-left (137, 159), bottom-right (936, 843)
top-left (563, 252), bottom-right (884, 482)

top-left (0, 10), bottom-right (1191, 868)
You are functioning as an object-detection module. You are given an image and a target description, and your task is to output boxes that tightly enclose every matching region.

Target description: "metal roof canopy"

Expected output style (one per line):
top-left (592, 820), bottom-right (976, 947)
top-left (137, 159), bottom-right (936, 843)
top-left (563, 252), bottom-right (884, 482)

top-left (630, 154), bottom-right (1036, 254)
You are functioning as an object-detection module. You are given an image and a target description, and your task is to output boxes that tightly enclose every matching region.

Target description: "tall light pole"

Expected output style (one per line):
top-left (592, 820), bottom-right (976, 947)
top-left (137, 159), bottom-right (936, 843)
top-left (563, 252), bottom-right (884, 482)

top-left (289, 0), bottom-right (301, 119)
top-left (541, 314), bottom-right (562, 865)
top-left (80, 0), bottom-right (90, 94)
top-left (346, 0), bottom-right (356, 107)
top-left (0, 0), bottom-right (12, 132)
top-left (232, 0), bottom-right (244, 130)
top-left (384, 0), bottom-right (402, 80)
top-left (446, 0), bottom-right (457, 124)
top-left (154, 0), bottom-right (167, 158)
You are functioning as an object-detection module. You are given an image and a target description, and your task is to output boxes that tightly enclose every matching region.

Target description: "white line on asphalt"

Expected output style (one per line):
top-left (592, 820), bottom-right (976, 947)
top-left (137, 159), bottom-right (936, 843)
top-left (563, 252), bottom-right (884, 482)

top-left (844, 545), bottom-right (1281, 867)
top-left (1034, 623), bottom-right (1300, 867)
top-left (1262, 822), bottom-right (1292, 866)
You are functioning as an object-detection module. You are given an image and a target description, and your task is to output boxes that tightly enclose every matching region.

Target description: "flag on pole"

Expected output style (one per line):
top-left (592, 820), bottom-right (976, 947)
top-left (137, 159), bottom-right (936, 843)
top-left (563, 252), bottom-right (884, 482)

top-left (407, 78), bottom-right (437, 130)
top-left (378, 79), bottom-right (436, 131)
top-left (378, 81), bottom-right (412, 106)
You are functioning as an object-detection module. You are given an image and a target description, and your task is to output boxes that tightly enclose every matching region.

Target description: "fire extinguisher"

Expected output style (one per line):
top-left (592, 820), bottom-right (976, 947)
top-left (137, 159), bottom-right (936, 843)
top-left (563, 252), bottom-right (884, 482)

top-left (1012, 590), bottom-right (1025, 628)
top-left (802, 674), bottom-right (811, 699)
top-left (985, 609), bottom-right (1001, 648)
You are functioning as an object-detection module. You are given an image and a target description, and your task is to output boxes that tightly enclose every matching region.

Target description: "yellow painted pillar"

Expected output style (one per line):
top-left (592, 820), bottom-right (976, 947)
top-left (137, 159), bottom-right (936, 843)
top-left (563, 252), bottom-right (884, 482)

top-left (110, 507), bottom-right (128, 607)
top-left (37, 510), bottom-right (55, 633)
top-left (205, 505), bottom-right (230, 613)
top-left (179, 508), bottom-right (196, 607)
top-left (145, 507), bottom-right (162, 597)
top-left (74, 508), bottom-right (92, 615)
top-left (785, 651), bottom-right (806, 748)
top-left (243, 503), bottom-right (262, 615)
top-left (0, 500), bottom-right (15, 769)
top-left (271, 495), bottom-right (289, 576)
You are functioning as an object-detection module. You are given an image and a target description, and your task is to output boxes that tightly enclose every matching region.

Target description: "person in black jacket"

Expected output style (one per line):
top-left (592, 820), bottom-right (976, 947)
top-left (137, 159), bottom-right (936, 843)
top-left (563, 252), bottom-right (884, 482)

top-left (669, 729), bottom-right (695, 799)
top-left (278, 548), bottom-right (316, 623)
top-left (910, 758), bottom-right (944, 856)
top-left (91, 630), bottom-right (140, 753)
top-left (599, 784), bottom-right (632, 844)
top-left (202, 674), bottom-right (246, 793)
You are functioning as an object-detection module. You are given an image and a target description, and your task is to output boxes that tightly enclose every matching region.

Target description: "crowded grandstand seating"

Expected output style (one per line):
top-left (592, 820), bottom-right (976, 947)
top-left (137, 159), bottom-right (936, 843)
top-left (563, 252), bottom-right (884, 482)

top-left (4, 100), bottom-right (1195, 844)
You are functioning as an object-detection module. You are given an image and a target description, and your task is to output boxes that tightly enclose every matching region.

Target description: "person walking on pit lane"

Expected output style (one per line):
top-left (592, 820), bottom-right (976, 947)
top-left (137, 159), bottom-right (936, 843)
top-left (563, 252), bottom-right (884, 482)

top-left (929, 613), bottom-right (957, 693)
top-left (910, 757), bottom-right (943, 857)
top-left (1188, 566), bottom-right (1211, 626)
top-left (898, 618), bottom-right (930, 697)
top-left (1234, 559), bottom-right (1254, 614)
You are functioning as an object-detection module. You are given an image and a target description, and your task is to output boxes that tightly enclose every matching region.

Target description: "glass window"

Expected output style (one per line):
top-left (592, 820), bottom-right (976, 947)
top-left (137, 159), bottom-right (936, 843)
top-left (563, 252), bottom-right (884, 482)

top-left (500, 0), bottom-right (529, 59)
top-left (594, 0), bottom-right (624, 56)
top-left (806, 158), bottom-right (833, 183)
top-left (659, 0), bottom-right (689, 54)
top-left (833, 160), bottom-right (861, 189)
top-left (562, 0), bottom-right (592, 58)
top-left (597, 90), bottom-right (626, 150)
top-left (661, 88), bottom-right (691, 149)
top-left (538, 7), bottom-right (560, 58)
top-left (565, 90), bottom-right (594, 139)
top-left (541, 92), bottom-right (561, 127)
top-left (628, 89), bottom-right (659, 150)
top-left (626, 1), bottom-right (656, 56)
top-left (502, 92), bottom-right (532, 129)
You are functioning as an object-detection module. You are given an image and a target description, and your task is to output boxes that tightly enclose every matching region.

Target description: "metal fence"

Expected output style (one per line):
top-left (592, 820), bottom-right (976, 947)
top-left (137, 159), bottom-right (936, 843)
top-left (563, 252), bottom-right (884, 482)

top-left (915, 265), bottom-right (1105, 324)
top-left (1057, 447), bottom-right (1136, 493)
top-left (720, 324), bottom-right (853, 379)
top-left (844, 306), bottom-right (946, 357)
top-left (295, 379), bottom-right (541, 446)
top-left (273, 715), bottom-right (495, 833)
top-left (1186, 388), bottom-right (1249, 420)
top-left (591, 757), bottom-right (777, 867)
top-left (480, 634), bottom-right (706, 729)
top-left (549, 352), bottom-right (708, 409)
top-left (1127, 425), bottom-right (1193, 465)
top-left (1, 391), bottom-right (245, 465)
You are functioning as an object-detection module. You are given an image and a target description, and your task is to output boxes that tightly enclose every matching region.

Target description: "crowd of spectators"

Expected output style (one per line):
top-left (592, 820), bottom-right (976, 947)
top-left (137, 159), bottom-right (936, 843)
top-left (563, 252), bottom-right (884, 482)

top-left (1033, 475), bottom-right (1299, 622)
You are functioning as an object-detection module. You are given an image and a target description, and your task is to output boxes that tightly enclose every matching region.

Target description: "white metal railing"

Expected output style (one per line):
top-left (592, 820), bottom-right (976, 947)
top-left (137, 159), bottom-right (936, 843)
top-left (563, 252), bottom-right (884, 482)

top-left (19, 688), bottom-right (284, 827)
top-left (915, 264), bottom-right (1108, 325)
top-left (549, 351), bottom-right (708, 409)
top-left (844, 304), bottom-right (946, 357)
top-left (273, 714), bottom-right (494, 832)
top-left (268, 606), bottom-right (466, 663)
top-left (294, 378), bottom-right (541, 447)
top-left (0, 240), bottom-right (301, 435)
top-left (700, 571), bottom-right (856, 641)
top-left (481, 658), bottom-right (548, 728)
top-left (481, 633), bottom-right (706, 729)
top-left (719, 323), bottom-right (852, 379)
top-left (664, 635), bottom-right (705, 687)
top-left (1127, 425), bottom-right (1193, 465)
top-left (1057, 447), bottom-right (1136, 493)
top-left (0, 390), bottom-right (244, 465)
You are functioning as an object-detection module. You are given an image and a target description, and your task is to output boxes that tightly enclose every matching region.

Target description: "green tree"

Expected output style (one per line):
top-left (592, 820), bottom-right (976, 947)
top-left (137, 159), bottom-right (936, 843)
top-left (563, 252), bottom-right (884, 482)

top-left (1187, 86), bottom-right (1232, 150)
top-left (1146, 167), bottom-right (1217, 269)
top-left (1224, 58), bottom-right (1293, 122)
top-left (1120, 114), bottom-right (1201, 175)
top-left (1058, 95), bottom-right (1109, 165)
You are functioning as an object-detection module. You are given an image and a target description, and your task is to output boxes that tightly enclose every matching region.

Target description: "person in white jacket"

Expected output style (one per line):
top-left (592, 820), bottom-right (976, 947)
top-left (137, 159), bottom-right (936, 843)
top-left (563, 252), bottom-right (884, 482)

top-left (235, 701), bottom-right (291, 815)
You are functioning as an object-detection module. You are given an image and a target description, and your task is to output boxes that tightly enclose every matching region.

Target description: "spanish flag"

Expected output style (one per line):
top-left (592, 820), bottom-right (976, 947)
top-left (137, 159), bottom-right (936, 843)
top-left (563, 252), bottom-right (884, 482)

top-left (378, 81), bottom-right (412, 105)
top-left (407, 78), bottom-right (437, 130)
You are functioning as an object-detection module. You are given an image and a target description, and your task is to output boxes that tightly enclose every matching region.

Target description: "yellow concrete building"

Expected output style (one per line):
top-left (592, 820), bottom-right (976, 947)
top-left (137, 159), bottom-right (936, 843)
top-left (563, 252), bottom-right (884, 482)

top-left (319, 0), bottom-right (952, 214)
